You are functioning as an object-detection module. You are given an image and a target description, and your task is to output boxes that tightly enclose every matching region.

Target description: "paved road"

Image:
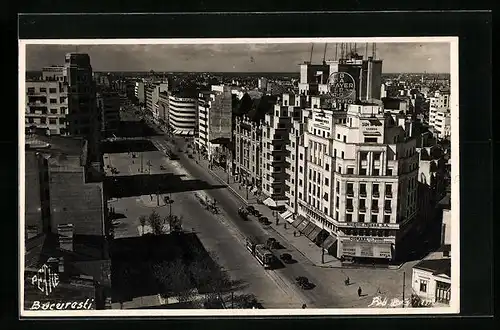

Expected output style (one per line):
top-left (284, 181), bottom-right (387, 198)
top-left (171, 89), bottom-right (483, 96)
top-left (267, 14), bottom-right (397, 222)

top-left (104, 150), bottom-right (309, 308)
top-left (149, 136), bottom-right (346, 308)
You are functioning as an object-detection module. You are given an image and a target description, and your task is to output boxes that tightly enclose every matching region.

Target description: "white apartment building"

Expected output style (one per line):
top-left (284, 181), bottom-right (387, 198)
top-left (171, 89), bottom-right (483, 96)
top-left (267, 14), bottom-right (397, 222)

top-left (260, 94), bottom-right (302, 205)
top-left (26, 79), bottom-right (69, 136)
top-left (233, 115), bottom-right (264, 189)
top-left (168, 92), bottom-right (197, 136)
top-left (291, 101), bottom-right (419, 261)
top-left (428, 91), bottom-right (451, 140)
top-left (196, 85), bottom-right (233, 157)
top-left (134, 81), bottom-right (145, 104)
top-left (145, 82), bottom-right (168, 122)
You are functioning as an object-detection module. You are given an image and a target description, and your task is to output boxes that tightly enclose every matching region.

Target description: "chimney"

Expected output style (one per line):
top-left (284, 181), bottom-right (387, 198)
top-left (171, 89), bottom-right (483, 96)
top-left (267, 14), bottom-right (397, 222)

top-left (58, 224), bottom-right (74, 251)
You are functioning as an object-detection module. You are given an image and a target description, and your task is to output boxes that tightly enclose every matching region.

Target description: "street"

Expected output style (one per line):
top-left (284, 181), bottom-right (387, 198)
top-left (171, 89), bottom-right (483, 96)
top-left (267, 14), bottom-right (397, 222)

top-left (104, 149), bottom-right (310, 308)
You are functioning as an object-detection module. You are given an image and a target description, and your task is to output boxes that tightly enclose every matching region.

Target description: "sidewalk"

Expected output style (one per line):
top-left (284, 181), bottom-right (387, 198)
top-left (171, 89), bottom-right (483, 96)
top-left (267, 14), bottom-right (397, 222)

top-left (194, 158), bottom-right (344, 269)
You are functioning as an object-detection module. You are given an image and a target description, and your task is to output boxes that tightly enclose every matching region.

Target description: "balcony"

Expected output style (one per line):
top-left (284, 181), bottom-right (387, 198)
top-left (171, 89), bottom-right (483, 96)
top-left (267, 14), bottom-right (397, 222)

top-left (373, 191), bottom-right (380, 198)
top-left (286, 144), bottom-right (294, 152)
top-left (360, 191), bottom-right (367, 197)
top-left (384, 208), bottom-right (392, 213)
top-left (385, 191), bottom-right (393, 198)
top-left (359, 206), bottom-right (366, 212)
top-left (371, 208), bottom-right (379, 213)
top-left (346, 190), bottom-right (354, 197)
top-left (346, 206), bottom-right (354, 212)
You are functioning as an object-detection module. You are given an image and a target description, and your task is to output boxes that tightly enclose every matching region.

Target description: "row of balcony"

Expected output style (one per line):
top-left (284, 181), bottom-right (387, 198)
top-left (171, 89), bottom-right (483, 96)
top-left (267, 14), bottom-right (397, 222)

top-left (345, 206), bottom-right (392, 213)
top-left (346, 191), bottom-right (392, 198)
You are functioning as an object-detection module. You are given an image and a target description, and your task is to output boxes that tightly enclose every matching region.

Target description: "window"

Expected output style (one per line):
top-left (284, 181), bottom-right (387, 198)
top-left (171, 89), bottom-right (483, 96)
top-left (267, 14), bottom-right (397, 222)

top-left (335, 211), bottom-right (339, 220)
top-left (299, 179), bottom-right (303, 186)
top-left (384, 215), bottom-right (390, 223)
top-left (324, 193), bottom-right (329, 201)
top-left (334, 149), bottom-right (337, 157)
top-left (50, 98), bottom-right (57, 104)
top-left (325, 163), bottom-right (329, 171)
top-left (336, 181), bottom-right (340, 193)
top-left (360, 168), bottom-right (367, 175)
top-left (337, 134), bottom-right (340, 139)
top-left (27, 87), bottom-right (35, 94)
top-left (360, 152), bottom-right (368, 160)
top-left (299, 166), bottom-right (303, 173)
top-left (372, 199), bottom-right (379, 212)
top-left (49, 118), bottom-right (57, 125)
top-left (40, 117), bottom-right (46, 124)
top-left (325, 178), bottom-right (329, 186)
top-left (40, 87), bottom-right (47, 93)
top-left (299, 153), bottom-right (303, 160)
top-left (338, 166), bottom-right (342, 174)
top-left (50, 108), bottom-right (58, 114)
top-left (49, 88), bottom-right (57, 93)
top-left (373, 152), bottom-right (382, 161)
top-left (299, 192), bottom-right (302, 199)
top-left (343, 136), bottom-right (347, 143)
top-left (385, 200), bottom-right (392, 212)
top-left (385, 184), bottom-right (392, 197)
top-left (336, 196), bottom-right (339, 207)
top-left (359, 199), bottom-right (366, 211)
top-left (347, 167), bottom-right (354, 174)
top-left (373, 168), bottom-right (379, 176)
top-left (419, 280), bottom-right (428, 293)
top-left (373, 184), bottom-right (380, 197)
top-left (341, 151), bottom-right (344, 159)
top-left (346, 183), bottom-right (354, 196)
top-left (346, 198), bottom-right (353, 211)
top-left (371, 214), bottom-right (378, 223)
top-left (358, 214), bottom-right (365, 222)
top-left (360, 183), bottom-right (367, 196)
top-left (364, 137), bottom-right (377, 143)
top-left (346, 214), bottom-right (352, 222)
top-left (324, 207), bottom-right (328, 214)
top-left (387, 168), bottom-right (393, 176)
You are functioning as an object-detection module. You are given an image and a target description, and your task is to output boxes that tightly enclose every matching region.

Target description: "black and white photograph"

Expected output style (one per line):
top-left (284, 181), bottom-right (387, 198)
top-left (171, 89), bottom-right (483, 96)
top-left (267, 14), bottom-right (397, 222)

top-left (19, 37), bottom-right (459, 316)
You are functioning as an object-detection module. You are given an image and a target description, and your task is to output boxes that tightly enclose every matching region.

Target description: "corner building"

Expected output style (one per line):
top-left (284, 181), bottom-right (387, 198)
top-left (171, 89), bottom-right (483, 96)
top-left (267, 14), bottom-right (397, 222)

top-left (293, 101), bottom-right (419, 262)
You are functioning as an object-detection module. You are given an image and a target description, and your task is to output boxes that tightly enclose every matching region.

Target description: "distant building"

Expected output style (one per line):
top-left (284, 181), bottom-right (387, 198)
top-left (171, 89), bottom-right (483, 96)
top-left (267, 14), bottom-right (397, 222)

top-left (428, 91), bottom-right (451, 140)
top-left (96, 91), bottom-right (120, 137)
top-left (134, 81), bottom-right (145, 104)
top-left (168, 91), bottom-right (197, 136)
top-left (157, 91), bottom-right (169, 127)
top-left (258, 77), bottom-right (268, 90)
top-left (145, 82), bottom-right (168, 122)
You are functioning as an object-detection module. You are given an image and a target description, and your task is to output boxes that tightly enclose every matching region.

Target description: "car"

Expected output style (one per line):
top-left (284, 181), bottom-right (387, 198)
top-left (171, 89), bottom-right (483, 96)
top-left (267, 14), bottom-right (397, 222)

top-left (259, 216), bottom-right (269, 223)
top-left (253, 210), bottom-right (261, 217)
top-left (300, 281), bottom-right (315, 290)
top-left (280, 253), bottom-right (293, 263)
top-left (160, 165), bottom-right (166, 170)
top-left (246, 205), bottom-right (255, 213)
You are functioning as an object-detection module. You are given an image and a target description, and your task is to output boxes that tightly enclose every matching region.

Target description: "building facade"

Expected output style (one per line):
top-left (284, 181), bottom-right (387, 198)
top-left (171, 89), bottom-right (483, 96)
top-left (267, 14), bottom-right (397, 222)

top-left (428, 91), bottom-right (451, 140)
top-left (291, 102), bottom-right (419, 261)
top-left (134, 81), bottom-right (145, 104)
top-left (96, 91), bottom-right (121, 137)
top-left (411, 258), bottom-right (451, 306)
top-left (196, 85), bottom-right (233, 155)
top-left (168, 92), bottom-right (197, 136)
top-left (260, 94), bottom-right (302, 204)
top-left (233, 115), bottom-right (264, 189)
top-left (145, 82), bottom-right (168, 122)
top-left (26, 79), bottom-right (69, 136)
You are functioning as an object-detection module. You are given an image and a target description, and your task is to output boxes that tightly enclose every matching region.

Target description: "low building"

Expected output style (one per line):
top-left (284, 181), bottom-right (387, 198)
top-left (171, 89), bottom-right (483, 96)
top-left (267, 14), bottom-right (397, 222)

top-left (411, 258), bottom-right (451, 306)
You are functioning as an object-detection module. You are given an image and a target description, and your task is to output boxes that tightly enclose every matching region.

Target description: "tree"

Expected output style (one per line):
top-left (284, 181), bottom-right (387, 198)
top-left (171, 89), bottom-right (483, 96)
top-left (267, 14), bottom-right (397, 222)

top-left (152, 260), bottom-right (197, 305)
top-left (148, 210), bottom-right (164, 235)
top-left (139, 215), bottom-right (147, 235)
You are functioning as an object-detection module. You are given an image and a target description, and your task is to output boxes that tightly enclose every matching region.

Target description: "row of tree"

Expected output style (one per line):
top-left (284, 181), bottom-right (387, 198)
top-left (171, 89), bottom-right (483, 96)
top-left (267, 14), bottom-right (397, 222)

top-left (138, 210), bottom-right (183, 236)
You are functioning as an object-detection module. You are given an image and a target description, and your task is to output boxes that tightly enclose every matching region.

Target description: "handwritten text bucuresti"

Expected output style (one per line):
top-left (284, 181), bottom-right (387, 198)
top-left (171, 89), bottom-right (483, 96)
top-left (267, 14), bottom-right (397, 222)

top-left (30, 298), bottom-right (94, 310)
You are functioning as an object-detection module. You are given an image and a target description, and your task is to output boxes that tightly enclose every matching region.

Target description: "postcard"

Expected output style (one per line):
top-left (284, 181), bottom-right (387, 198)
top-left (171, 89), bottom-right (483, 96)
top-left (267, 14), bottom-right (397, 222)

top-left (19, 37), bottom-right (459, 317)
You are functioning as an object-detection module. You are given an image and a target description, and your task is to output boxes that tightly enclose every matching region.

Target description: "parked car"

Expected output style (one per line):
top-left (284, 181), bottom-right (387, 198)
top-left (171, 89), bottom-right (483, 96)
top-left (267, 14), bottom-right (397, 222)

top-left (266, 237), bottom-right (278, 249)
top-left (280, 253), bottom-right (293, 263)
top-left (238, 207), bottom-right (249, 220)
top-left (295, 276), bottom-right (314, 290)
top-left (246, 205), bottom-right (255, 213)
top-left (253, 210), bottom-right (261, 217)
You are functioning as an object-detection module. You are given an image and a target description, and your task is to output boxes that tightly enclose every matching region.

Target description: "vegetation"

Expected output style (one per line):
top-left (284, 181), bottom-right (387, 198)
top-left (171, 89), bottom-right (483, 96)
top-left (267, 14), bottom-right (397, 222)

top-left (139, 215), bottom-right (147, 235)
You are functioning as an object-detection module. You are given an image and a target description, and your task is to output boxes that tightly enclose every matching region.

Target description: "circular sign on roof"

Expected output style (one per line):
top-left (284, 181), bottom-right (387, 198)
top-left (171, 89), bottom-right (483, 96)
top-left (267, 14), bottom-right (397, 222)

top-left (328, 72), bottom-right (356, 102)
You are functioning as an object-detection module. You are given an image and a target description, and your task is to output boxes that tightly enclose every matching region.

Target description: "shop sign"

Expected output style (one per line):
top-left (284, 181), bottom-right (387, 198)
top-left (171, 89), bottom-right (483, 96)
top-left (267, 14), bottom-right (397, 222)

top-left (343, 222), bottom-right (392, 229)
top-left (379, 251), bottom-right (392, 258)
top-left (360, 246), bottom-right (374, 257)
top-left (341, 245), bottom-right (357, 256)
top-left (348, 236), bottom-right (393, 243)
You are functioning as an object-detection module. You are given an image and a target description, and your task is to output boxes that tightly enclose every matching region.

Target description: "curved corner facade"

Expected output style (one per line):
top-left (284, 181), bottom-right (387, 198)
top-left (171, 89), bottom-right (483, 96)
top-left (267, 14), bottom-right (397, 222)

top-left (168, 94), bottom-right (197, 136)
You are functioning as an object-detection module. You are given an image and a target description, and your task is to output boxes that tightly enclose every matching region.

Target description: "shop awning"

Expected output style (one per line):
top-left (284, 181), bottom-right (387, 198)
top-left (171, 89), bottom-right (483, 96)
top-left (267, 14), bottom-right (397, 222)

top-left (297, 219), bottom-right (310, 233)
top-left (307, 225), bottom-right (323, 241)
top-left (263, 197), bottom-right (277, 208)
top-left (303, 222), bottom-right (316, 237)
top-left (321, 235), bottom-right (338, 250)
top-left (291, 215), bottom-right (306, 228)
top-left (363, 131), bottom-right (381, 136)
top-left (279, 210), bottom-right (293, 223)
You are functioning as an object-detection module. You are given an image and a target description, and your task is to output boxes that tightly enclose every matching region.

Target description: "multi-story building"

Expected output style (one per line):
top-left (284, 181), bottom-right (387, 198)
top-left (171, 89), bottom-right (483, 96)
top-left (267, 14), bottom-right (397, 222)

top-left (134, 81), bottom-right (145, 104)
top-left (26, 78), bottom-right (69, 136)
top-left (145, 82), bottom-right (168, 122)
top-left (96, 90), bottom-right (120, 137)
top-left (168, 91), bottom-right (197, 136)
top-left (291, 102), bottom-right (419, 262)
top-left (42, 66), bottom-right (65, 82)
top-left (196, 85), bottom-right (233, 157)
top-left (233, 115), bottom-right (264, 189)
top-left (260, 94), bottom-right (302, 205)
top-left (428, 91), bottom-right (451, 140)
top-left (258, 77), bottom-right (268, 90)
top-left (298, 54), bottom-right (382, 103)
top-left (158, 91), bottom-right (169, 127)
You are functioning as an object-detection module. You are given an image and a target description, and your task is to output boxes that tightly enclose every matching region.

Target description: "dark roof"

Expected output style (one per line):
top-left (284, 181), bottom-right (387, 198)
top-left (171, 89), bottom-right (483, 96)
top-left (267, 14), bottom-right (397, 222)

top-left (413, 258), bottom-right (451, 277)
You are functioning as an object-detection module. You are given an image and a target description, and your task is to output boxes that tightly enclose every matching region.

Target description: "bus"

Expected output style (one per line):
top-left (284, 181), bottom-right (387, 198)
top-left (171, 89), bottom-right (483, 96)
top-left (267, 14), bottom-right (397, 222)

top-left (254, 244), bottom-right (274, 269)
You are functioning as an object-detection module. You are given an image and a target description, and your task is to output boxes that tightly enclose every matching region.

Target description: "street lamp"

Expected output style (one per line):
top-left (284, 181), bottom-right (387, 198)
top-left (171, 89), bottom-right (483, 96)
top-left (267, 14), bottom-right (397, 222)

top-left (163, 194), bottom-right (174, 232)
top-left (321, 222), bottom-right (325, 264)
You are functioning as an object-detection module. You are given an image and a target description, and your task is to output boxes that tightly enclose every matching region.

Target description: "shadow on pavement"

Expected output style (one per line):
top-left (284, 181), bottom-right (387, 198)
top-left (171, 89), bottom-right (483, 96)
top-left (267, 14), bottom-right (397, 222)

top-left (111, 232), bottom-right (243, 303)
top-left (102, 139), bottom-right (159, 154)
top-left (115, 120), bottom-right (163, 138)
top-left (104, 173), bottom-right (226, 198)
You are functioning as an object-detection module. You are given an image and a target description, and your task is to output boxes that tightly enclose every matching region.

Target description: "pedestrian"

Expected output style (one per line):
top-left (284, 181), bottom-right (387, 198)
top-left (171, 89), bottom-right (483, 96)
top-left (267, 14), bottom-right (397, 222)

top-left (358, 286), bottom-right (362, 297)
top-left (376, 287), bottom-right (382, 294)
top-left (302, 304), bottom-right (307, 309)
top-left (345, 277), bottom-right (350, 286)
top-left (293, 231), bottom-right (296, 237)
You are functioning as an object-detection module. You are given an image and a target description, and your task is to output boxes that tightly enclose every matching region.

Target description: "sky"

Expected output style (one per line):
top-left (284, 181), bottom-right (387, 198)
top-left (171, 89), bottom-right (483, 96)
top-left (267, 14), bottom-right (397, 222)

top-left (25, 42), bottom-right (451, 73)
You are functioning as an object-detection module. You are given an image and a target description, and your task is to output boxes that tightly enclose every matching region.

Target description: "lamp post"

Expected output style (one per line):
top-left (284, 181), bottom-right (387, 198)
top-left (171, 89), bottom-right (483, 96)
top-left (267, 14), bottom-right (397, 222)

top-left (321, 222), bottom-right (325, 264)
top-left (402, 271), bottom-right (406, 308)
top-left (163, 194), bottom-right (174, 232)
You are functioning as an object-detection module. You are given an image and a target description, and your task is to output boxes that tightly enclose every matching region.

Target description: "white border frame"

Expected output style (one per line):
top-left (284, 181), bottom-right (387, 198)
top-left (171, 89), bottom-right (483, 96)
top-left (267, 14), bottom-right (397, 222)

top-left (19, 37), bottom-right (460, 317)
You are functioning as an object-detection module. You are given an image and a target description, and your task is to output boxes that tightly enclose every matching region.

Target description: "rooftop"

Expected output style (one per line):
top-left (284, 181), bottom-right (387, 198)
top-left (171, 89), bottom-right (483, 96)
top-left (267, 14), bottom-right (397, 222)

top-left (413, 258), bottom-right (451, 277)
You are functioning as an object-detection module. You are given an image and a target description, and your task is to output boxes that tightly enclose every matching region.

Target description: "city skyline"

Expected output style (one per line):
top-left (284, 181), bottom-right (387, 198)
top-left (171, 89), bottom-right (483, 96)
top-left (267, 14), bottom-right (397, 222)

top-left (25, 42), bottom-right (450, 74)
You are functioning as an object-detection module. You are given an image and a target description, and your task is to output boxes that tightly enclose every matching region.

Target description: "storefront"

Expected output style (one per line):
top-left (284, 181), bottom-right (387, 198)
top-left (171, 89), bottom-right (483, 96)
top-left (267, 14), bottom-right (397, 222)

top-left (339, 236), bottom-right (395, 260)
